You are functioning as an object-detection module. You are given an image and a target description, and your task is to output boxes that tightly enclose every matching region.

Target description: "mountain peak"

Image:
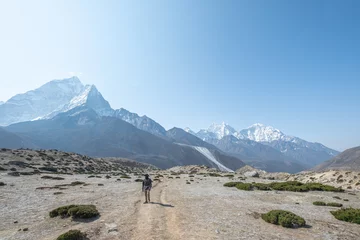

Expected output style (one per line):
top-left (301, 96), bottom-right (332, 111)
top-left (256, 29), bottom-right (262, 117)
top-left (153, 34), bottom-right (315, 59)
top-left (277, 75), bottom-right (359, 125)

top-left (207, 122), bottom-right (237, 139)
top-left (184, 127), bottom-right (195, 135)
top-left (241, 123), bottom-right (285, 142)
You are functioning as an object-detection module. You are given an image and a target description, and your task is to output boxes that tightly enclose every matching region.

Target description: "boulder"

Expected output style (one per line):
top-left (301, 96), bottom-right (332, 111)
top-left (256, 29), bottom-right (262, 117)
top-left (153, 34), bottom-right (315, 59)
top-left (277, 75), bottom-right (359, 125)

top-left (244, 171), bottom-right (259, 178)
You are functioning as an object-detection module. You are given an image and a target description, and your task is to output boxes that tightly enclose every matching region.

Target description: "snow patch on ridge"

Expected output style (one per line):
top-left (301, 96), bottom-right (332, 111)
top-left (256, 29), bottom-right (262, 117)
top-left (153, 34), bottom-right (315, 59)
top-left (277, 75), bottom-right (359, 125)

top-left (176, 143), bottom-right (233, 172)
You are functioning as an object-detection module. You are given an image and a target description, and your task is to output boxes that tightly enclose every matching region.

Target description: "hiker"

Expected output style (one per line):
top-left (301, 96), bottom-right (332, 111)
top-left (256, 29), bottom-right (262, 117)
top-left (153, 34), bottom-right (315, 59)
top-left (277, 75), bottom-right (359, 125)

top-left (142, 174), bottom-right (153, 203)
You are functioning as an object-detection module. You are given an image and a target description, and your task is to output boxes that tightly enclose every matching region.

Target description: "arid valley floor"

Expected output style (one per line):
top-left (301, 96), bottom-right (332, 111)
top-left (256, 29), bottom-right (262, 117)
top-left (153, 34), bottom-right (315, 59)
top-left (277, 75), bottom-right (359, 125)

top-left (1, 172), bottom-right (360, 240)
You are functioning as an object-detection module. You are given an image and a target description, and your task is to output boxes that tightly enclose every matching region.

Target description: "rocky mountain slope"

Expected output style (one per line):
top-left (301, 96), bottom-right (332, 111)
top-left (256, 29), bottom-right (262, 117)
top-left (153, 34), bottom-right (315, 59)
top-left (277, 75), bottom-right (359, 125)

top-left (3, 106), bottom-right (244, 170)
top-left (186, 122), bottom-right (339, 169)
top-left (313, 146), bottom-right (360, 171)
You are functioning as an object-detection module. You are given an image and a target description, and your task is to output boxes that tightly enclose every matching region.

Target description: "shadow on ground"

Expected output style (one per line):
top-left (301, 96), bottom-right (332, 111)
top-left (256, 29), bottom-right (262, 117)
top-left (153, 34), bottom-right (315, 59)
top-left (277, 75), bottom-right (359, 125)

top-left (150, 202), bottom-right (175, 208)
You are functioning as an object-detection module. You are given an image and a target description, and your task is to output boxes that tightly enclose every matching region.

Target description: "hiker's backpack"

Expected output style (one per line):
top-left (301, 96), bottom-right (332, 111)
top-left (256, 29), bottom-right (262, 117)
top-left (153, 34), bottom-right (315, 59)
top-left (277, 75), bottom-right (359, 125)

top-left (144, 178), bottom-right (152, 186)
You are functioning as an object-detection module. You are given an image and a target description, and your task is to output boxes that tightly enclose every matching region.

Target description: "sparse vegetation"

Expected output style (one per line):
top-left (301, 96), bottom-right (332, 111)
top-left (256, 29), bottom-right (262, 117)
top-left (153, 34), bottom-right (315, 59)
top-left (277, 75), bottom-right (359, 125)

top-left (330, 208), bottom-right (360, 224)
top-left (229, 182), bottom-right (252, 191)
top-left (313, 201), bottom-right (342, 207)
top-left (224, 181), bottom-right (343, 192)
top-left (120, 175), bottom-right (131, 179)
top-left (56, 230), bottom-right (87, 240)
top-left (50, 205), bottom-right (99, 219)
top-left (261, 210), bottom-right (306, 228)
top-left (327, 202), bottom-right (343, 207)
top-left (208, 173), bottom-right (222, 177)
top-left (41, 176), bottom-right (65, 180)
top-left (313, 201), bottom-right (326, 206)
top-left (39, 166), bottom-right (58, 172)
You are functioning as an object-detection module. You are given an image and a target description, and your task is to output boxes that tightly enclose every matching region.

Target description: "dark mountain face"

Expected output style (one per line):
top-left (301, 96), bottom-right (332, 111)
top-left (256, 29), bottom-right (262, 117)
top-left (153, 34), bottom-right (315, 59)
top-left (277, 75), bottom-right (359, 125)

top-left (0, 128), bottom-right (38, 149)
top-left (265, 140), bottom-right (336, 167)
top-left (4, 107), bottom-right (243, 170)
top-left (208, 135), bottom-right (308, 173)
top-left (313, 146), bottom-right (360, 171)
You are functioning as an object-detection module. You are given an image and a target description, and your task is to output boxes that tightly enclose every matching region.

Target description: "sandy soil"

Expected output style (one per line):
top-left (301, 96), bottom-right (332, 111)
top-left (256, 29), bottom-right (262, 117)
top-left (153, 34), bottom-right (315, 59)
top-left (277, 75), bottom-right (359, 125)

top-left (1, 173), bottom-right (360, 240)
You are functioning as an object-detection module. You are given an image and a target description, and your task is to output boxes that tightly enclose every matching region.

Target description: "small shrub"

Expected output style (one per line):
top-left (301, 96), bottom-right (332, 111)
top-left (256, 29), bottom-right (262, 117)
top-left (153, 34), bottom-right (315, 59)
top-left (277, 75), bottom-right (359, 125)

top-left (261, 210), bottom-right (306, 228)
top-left (235, 182), bottom-right (252, 191)
top-left (120, 175), bottom-right (131, 179)
top-left (0, 182), bottom-right (6, 186)
top-left (343, 199), bottom-right (349, 202)
top-left (186, 182), bottom-right (190, 184)
top-left (0, 166), bottom-right (6, 171)
top-left (327, 202), bottom-right (343, 207)
top-left (313, 201), bottom-right (326, 206)
top-left (7, 172), bottom-right (20, 176)
top-left (253, 183), bottom-right (271, 191)
top-left (330, 208), bottom-right (360, 224)
top-left (208, 173), bottom-right (222, 177)
top-left (88, 175), bottom-right (95, 178)
top-left (50, 205), bottom-right (99, 219)
top-left (224, 182), bottom-right (240, 187)
top-left (56, 229), bottom-right (87, 240)
top-left (54, 192), bottom-right (63, 195)
top-left (223, 174), bottom-right (234, 178)
top-left (39, 166), bottom-right (58, 172)
top-left (41, 176), bottom-right (65, 180)
top-left (70, 181), bottom-right (85, 186)
top-left (333, 196), bottom-right (341, 200)
top-left (135, 179), bottom-right (143, 182)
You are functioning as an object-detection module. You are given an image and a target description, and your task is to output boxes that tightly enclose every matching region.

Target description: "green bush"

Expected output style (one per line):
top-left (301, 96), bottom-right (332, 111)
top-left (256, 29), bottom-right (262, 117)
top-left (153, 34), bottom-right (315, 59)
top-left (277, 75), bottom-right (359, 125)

top-left (327, 202), bottom-right (343, 207)
top-left (261, 210), bottom-right (306, 228)
top-left (330, 208), bottom-right (360, 224)
top-left (224, 181), bottom-right (343, 192)
top-left (208, 173), bottom-right (222, 177)
top-left (223, 182), bottom-right (239, 187)
top-left (50, 205), bottom-right (99, 219)
top-left (56, 230), bottom-right (87, 240)
top-left (235, 182), bottom-right (252, 191)
top-left (253, 183), bottom-right (272, 191)
top-left (313, 201), bottom-right (326, 206)
top-left (135, 179), bottom-right (143, 182)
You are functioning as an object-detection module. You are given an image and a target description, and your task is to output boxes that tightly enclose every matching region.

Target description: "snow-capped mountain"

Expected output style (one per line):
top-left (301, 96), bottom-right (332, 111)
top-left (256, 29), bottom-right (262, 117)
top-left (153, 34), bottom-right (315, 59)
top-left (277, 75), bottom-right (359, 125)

top-left (0, 77), bottom-right (85, 126)
top-left (113, 108), bottom-right (166, 136)
top-left (44, 84), bottom-right (113, 119)
top-left (240, 123), bottom-right (290, 142)
top-left (194, 122), bottom-right (244, 141)
top-left (208, 122), bottom-right (240, 139)
top-left (0, 77), bottom-right (166, 137)
top-left (186, 122), bottom-right (339, 167)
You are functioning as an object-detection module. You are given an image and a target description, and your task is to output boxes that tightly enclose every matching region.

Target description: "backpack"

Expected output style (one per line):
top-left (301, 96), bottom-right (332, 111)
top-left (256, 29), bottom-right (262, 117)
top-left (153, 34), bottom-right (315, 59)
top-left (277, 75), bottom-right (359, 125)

top-left (143, 178), bottom-right (152, 186)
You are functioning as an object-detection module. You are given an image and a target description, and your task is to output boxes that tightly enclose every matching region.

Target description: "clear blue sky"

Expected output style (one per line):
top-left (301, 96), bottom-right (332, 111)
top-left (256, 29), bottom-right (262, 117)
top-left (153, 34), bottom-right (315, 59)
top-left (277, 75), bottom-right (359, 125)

top-left (0, 0), bottom-right (359, 151)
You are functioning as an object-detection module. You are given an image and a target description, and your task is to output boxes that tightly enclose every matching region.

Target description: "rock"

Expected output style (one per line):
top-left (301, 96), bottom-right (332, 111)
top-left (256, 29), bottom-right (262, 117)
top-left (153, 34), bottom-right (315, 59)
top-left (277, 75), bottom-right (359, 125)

top-left (215, 229), bottom-right (220, 234)
top-left (244, 171), bottom-right (259, 178)
top-left (108, 228), bottom-right (118, 233)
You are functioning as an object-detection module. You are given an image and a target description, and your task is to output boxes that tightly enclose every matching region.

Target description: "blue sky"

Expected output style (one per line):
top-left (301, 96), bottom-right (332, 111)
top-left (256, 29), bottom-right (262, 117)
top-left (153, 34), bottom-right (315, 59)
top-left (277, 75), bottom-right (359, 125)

top-left (0, 0), bottom-right (359, 150)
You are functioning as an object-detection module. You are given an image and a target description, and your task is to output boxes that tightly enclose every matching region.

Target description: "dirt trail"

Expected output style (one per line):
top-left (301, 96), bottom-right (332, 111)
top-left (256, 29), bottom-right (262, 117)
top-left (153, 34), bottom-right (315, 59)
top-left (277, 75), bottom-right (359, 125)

top-left (130, 181), bottom-right (181, 240)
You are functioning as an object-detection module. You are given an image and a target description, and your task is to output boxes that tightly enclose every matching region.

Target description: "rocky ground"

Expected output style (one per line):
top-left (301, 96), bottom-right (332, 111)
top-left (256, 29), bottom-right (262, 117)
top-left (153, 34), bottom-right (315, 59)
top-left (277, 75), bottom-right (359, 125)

top-left (1, 150), bottom-right (360, 240)
top-left (1, 170), bottom-right (360, 240)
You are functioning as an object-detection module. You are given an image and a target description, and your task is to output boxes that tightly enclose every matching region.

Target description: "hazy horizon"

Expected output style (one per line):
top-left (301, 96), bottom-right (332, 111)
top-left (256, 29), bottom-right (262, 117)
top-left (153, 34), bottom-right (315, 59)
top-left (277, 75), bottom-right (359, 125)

top-left (1, 1), bottom-right (359, 151)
